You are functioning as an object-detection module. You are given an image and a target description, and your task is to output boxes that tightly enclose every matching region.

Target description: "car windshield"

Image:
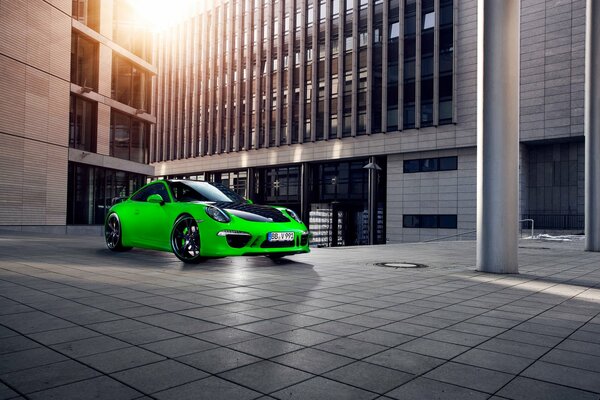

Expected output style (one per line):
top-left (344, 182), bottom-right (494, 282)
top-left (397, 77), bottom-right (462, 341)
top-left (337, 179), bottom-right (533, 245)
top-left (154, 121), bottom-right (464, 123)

top-left (169, 180), bottom-right (246, 203)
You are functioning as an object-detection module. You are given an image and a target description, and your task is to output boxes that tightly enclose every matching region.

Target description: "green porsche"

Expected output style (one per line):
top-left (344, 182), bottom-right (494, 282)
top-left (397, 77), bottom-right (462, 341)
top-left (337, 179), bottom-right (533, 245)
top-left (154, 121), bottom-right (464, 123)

top-left (104, 179), bottom-right (310, 263)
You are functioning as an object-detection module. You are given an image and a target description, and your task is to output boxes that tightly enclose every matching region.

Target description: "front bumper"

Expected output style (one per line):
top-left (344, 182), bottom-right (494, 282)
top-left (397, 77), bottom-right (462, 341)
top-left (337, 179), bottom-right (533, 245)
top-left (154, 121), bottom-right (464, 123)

top-left (199, 222), bottom-right (310, 257)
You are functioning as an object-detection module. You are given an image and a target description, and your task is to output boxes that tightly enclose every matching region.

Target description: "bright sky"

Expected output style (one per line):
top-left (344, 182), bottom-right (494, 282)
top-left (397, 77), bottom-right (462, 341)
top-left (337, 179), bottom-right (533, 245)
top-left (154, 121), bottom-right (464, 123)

top-left (126, 0), bottom-right (216, 31)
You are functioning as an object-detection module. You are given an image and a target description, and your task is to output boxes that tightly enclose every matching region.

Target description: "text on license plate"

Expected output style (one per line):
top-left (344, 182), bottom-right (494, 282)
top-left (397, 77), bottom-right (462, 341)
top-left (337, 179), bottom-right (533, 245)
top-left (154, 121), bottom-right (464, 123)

top-left (268, 232), bottom-right (294, 242)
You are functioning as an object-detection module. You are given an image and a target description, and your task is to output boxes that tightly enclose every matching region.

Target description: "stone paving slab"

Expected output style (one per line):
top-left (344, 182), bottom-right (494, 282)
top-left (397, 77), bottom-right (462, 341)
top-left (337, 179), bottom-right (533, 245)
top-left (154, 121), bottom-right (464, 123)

top-left (0, 231), bottom-right (599, 399)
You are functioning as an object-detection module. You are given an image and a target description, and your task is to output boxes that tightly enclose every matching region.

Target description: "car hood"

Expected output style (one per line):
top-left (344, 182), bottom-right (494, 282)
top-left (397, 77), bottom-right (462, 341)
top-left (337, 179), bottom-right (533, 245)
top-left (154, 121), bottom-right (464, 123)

top-left (214, 202), bottom-right (291, 223)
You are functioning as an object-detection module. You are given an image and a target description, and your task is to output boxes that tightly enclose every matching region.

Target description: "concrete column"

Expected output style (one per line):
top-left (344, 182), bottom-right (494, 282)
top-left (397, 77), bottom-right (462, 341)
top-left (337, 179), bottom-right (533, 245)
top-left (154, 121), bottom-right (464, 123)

top-left (476, 0), bottom-right (520, 273)
top-left (585, 0), bottom-right (600, 252)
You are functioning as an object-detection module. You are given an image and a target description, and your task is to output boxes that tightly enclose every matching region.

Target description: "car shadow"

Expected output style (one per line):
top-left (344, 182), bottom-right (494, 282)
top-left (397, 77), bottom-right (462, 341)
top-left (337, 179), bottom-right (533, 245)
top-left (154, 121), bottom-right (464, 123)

top-left (92, 247), bottom-right (316, 272)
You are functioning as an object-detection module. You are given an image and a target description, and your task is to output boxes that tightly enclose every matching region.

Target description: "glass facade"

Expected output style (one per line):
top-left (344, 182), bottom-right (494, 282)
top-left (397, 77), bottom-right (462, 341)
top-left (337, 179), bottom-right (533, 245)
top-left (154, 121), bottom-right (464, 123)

top-left (524, 142), bottom-right (584, 230)
top-left (112, 0), bottom-right (153, 61)
top-left (112, 55), bottom-right (152, 111)
top-left (67, 162), bottom-right (146, 225)
top-left (403, 214), bottom-right (457, 229)
top-left (71, 32), bottom-right (98, 90)
top-left (110, 111), bottom-right (150, 163)
top-left (213, 171), bottom-right (249, 198)
top-left (72, 0), bottom-right (100, 31)
top-left (313, 160), bottom-right (368, 202)
top-left (255, 166), bottom-right (300, 208)
top-left (65, 1), bottom-right (155, 226)
top-left (308, 158), bottom-right (386, 246)
top-left (403, 155), bottom-right (457, 173)
top-left (154, 0), bottom-right (456, 162)
top-left (69, 95), bottom-right (97, 152)
top-left (164, 157), bottom-right (387, 246)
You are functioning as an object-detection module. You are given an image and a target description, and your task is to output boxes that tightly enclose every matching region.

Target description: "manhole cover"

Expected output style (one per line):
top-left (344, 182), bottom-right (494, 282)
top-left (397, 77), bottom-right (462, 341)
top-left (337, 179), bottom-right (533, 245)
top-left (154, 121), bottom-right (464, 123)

top-left (375, 262), bottom-right (427, 269)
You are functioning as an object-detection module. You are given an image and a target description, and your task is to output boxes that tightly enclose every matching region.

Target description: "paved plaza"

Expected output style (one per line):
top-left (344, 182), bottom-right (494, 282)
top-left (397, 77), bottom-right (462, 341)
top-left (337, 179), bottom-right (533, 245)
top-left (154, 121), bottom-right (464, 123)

top-left (0, 231), bottom-right (599, 399)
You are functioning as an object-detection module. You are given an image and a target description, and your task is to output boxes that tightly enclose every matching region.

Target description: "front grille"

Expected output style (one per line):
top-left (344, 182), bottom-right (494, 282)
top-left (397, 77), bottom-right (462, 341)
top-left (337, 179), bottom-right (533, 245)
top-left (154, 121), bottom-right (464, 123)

top-left (216, 202), bottom-right (290, 222)
top-left (261, 240), bottom-right (295, 248)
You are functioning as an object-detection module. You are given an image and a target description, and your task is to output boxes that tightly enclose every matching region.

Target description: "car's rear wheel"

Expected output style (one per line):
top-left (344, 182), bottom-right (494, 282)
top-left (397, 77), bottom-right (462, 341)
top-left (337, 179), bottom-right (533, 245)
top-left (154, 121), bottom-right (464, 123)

top-left (171, 215), bottom-right (204, 263)
top-left (105, 213), bottom-right (131, 251)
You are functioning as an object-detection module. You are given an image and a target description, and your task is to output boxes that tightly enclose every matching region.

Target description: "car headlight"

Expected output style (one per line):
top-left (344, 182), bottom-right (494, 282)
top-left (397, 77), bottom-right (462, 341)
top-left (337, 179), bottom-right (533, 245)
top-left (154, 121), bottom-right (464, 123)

top-left (205, 206), bottom-right (231, 223)
top-left (286, 208), bottom-right (302, 223)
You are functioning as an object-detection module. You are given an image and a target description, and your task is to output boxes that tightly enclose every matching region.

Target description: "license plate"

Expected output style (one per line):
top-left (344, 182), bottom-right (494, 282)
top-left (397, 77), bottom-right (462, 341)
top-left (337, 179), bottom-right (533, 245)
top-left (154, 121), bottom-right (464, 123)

top-left (268, 232), bottom-right (294, 242)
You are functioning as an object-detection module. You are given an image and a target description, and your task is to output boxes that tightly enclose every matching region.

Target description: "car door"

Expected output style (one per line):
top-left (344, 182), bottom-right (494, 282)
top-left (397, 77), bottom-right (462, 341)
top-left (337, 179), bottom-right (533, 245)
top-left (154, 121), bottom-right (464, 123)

top-left (129, 182), bottom-right (173, 249)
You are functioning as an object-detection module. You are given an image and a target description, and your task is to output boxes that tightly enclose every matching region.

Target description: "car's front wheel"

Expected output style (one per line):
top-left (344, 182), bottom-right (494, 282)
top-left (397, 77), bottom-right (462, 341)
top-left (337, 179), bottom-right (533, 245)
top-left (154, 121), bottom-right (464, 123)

top-left (171, 215), bottom-right (204, 263)
top-left (105, 213), bottom-right (131, 251)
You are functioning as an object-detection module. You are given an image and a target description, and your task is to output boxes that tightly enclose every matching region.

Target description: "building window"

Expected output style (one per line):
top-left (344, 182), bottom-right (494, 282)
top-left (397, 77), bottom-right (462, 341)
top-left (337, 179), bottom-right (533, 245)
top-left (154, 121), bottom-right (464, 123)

top-left (315, 161), bottom-right (368, 202)
top-left (72, 0), bottom-right (100, 30)
top-left (69, 95), bottom-right (97, 152)
top-left (403, 156), bottom-right (457, 173)
top-left (439, 0), bottom-right (454, 124)
top-left (255, 166), bottom-right (300, 205)
top-left (387, 1), bottom-right (400, 131)
top-left (71, 32), bottom-right (98, 90)
top-left (420, 0), bottom-right (434, 126)
top-left (439, 156), bottom-right (458, 171)
top-left (110, 111), bottom-right (149, 164)
top-left (112, 0), bottom-right (153, 61)
top-left (150, 0), bottom-right (455, 162)
top-left (403, 0), bottom-right (416, 129)
top-left (67, 162), bottom-right (145, 224)
top-left (403, 214), bottom-right (457, 229)
top-left (212, 171), bottom-right (248, 198)
top-left (112, 55), bottom-right (152, 111)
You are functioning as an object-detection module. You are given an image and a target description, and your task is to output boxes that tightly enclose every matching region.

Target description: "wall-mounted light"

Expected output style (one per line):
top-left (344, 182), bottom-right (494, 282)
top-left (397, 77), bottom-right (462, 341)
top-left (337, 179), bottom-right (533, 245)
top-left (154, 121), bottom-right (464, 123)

top-left (135, 109), bottom-right (146, 115)
top-left (79, 86), bottom-right (93, 94)
top-left (363, 161), bottom-right (382, 171)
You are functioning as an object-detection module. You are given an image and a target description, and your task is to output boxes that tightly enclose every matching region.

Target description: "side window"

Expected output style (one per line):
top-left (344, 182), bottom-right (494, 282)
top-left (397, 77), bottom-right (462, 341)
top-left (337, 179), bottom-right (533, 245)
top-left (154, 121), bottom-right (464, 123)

top-left (131, 183), bottom-right (171, 202)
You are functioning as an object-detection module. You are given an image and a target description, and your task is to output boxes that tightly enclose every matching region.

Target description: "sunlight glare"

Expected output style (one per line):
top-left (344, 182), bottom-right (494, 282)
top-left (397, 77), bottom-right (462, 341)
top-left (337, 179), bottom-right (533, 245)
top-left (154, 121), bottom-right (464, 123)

top-left (126, 0), bottom-right (215, 31)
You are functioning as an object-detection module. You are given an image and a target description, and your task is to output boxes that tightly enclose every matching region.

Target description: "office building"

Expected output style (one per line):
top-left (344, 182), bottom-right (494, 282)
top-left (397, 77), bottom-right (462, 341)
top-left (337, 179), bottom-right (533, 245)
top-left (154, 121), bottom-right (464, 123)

top-left (0, 0), bottom-right (155, 231)
top-left (151, 0), bottom-right (585, 245)
top-left (0, 0), bottom-right (586, 245)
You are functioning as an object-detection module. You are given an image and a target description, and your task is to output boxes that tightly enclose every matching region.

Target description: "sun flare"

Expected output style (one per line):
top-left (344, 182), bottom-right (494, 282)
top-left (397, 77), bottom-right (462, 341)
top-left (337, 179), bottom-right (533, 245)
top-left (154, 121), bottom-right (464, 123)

top-left (126, 0), bottom-right (214, 31)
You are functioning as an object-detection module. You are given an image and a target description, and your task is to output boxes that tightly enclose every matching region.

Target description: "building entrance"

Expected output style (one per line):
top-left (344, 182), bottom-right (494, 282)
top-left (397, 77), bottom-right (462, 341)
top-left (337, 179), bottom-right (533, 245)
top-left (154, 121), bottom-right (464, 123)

top-left (309, 202), bottom-right (369, 247)
top-left (309, 158), bottom-right (386, 247)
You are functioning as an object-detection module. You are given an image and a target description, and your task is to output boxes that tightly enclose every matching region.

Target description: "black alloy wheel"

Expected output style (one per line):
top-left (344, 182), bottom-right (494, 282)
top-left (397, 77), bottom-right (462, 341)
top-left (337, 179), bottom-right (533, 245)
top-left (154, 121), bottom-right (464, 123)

top-left (171, 215), bottom-right (204, 263)
top-left (105, 213), bottom-right (131, 251)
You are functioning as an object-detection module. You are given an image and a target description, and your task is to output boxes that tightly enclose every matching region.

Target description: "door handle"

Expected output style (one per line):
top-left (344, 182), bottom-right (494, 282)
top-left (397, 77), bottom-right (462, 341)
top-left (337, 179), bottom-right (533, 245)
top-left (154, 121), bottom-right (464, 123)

top-left (134, 210), bottom-right (140, 215)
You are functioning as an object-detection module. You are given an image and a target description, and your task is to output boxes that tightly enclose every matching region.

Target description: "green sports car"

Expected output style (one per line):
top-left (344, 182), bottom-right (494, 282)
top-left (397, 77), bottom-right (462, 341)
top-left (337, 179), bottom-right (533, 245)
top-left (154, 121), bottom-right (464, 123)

top-left (104, 179), bottom-right (310, 263)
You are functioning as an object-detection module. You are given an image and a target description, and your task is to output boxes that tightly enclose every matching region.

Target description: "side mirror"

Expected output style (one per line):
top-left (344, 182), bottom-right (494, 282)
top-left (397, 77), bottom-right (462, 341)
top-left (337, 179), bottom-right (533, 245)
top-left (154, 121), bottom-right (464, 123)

top-left (147, 194), bottom-right (165, 205)
top-left (246, 198), bottom-right (254, 204)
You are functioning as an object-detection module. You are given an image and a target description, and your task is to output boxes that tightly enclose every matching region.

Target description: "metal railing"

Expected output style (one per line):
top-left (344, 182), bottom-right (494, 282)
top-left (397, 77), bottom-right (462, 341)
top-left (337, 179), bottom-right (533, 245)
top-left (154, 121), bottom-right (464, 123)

top-left (522, 214), bottom-right (583, 230)
top-left (519, 219), bottom-right (534, 238)
top-left (423, 219), bottom-right (534, 243)
top-left (422, 230), bottom-right (477, 243)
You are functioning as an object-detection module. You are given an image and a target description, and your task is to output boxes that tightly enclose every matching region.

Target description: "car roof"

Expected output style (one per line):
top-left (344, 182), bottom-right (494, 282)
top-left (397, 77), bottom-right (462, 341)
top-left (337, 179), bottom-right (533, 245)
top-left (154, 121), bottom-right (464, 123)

top-left (167, 179), bottom-right (209, 184)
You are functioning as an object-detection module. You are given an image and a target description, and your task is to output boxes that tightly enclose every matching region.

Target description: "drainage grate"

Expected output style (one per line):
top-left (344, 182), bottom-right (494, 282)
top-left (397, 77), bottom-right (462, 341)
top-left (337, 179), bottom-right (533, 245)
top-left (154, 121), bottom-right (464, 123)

top-left (375, 262), bottom-right (427, 269)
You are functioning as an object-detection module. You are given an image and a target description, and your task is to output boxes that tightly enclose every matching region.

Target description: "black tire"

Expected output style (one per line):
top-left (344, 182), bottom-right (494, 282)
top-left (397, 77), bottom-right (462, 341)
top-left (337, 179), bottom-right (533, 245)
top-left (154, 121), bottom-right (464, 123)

top-left (105, 213), bottom-right (131, 251)
top-left (171, 215), bottom-right (204, 263)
